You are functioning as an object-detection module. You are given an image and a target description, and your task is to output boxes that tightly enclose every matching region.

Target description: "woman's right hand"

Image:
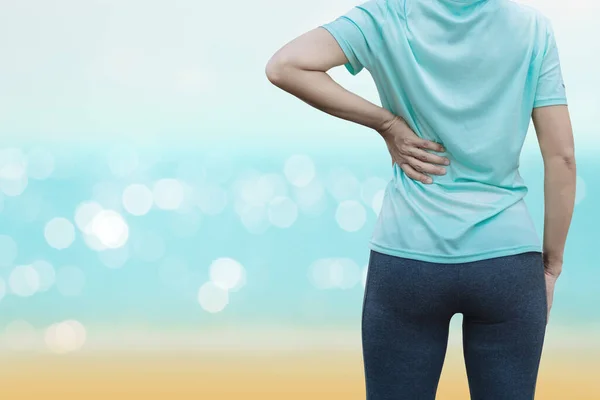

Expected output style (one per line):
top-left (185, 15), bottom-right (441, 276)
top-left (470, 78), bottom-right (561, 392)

top-left (543, 262), bottom-right (561, 325)
top-left (544, 271), bottom-right (558, 325)
top-left (377, 115), bottom-right (450, 184)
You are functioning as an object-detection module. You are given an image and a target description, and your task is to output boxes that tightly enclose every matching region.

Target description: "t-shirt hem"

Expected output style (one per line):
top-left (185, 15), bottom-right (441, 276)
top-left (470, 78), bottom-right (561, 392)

top-left (368, 241), bottom-right (542, 264)
top-left (533, 98), bottom-right (568, 108)
top-left (319, 23), bottom-right (363, 76)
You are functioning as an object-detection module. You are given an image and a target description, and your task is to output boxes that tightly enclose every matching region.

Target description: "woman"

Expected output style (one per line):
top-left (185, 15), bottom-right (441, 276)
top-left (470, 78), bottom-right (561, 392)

top-left (266, 0), bottom-right (576, 398)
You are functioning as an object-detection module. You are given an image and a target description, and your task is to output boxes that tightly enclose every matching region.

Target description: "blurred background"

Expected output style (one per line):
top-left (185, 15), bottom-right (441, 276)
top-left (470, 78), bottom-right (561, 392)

top-left (0, 0), bottom-right (598, 398)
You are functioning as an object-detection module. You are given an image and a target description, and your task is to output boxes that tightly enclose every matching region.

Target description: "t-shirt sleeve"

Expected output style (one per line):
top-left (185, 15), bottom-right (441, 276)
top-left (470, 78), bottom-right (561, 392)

top-left (533, 19), bottom-right (568, 108)
top-left (319, 0), bottom-right (388, 76)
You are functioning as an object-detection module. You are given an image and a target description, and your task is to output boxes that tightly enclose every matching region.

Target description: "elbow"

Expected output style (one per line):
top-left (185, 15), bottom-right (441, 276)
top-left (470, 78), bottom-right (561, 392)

top-left (545, 151), bottom-right (576, 171)
top-left (265, 58), bottom-right (282, 85)
top-left (265, 54), bottom-right (292, 86)
top-left (560, 154), bottom-right (576, 171)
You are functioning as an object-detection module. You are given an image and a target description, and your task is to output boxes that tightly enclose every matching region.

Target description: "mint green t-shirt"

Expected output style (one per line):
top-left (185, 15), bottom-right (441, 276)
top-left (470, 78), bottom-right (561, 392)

top-left (321, 0), bottom-right (568, 263)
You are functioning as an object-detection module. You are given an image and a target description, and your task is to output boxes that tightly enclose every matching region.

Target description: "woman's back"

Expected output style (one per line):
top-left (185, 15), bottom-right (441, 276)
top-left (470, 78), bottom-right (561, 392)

top-left (320, 0), bottom-right (568, 263)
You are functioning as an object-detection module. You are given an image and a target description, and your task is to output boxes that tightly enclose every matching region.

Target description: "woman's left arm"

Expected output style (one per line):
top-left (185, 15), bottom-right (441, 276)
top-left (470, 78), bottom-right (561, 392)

top-left (265, 27), bottom-right (395, 134)
top-left (264, 27), bottom-right (450, 184)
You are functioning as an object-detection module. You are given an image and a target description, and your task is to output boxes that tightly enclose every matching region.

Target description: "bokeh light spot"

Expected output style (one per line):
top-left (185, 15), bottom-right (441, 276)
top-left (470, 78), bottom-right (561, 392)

top-left (31, 260), bottom-right (55, 291)
top-left (9, 265), bottom-right (40, 297)
top-left (238, 204), bottom-right (270, 234)
top-left (293, 178), bottom-right (327, 216)
top-left (268, 196), bottom-right (298, 228)
top-left (209, 257), bottom-right (246, 292)
top-left (122, 184), bottom-right (153, 216)
top-left (98, 246), bottom-right (130, 269)
top-left (309, 258), bottom-right (361, 289)
top-left (335, 200), bottom-right (367, 232)
top-left (197, 282), bottom-right (229, 313)
top-left (361, 177), bottom-right (388, 207)
top-left (284, 154), bottom-right (316, 187)
top-left (44, 217), bottom-right (76, 250)
top-left (90, 210), bottom-right (129, 249)
top-left (0, 148), bottom-right (28, 196)
top-left (327, 168), bottom-right (360, 201)
top-left (45, 320), bottom-right (86, 354)
top-left (371, 189), bottom-right (385, 216)
top-left (74, 201), bottom-right (104, 234)
top-left (153, 178), bottom-right (184, 210)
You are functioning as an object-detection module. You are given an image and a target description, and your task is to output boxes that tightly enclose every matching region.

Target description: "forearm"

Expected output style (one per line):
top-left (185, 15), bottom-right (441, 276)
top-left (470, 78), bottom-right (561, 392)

top-left (267, 64), bottom-right (395, 133)
top-left (542, 155), bottom-right (576, 275)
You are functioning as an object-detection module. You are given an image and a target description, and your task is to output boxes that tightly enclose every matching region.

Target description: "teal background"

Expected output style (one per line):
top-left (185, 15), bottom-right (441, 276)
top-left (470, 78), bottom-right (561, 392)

top-left (0, 0), bottom-right (598, 352)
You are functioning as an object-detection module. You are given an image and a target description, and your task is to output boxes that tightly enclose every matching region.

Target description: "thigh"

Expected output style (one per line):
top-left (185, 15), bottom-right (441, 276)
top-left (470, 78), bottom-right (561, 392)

top-left (362, 250), bottom-right (458, 400)
top-left (459, 251), bottom-right (547, 400)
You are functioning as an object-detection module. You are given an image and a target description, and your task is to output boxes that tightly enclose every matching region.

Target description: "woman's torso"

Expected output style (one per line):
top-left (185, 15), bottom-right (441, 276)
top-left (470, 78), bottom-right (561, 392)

top-left (366, 0), bottom-right (551, 263)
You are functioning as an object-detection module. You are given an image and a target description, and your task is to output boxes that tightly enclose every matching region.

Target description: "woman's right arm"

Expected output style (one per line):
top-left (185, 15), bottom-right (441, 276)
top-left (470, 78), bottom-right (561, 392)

top-left (531, 104), bottom-right (576, 278)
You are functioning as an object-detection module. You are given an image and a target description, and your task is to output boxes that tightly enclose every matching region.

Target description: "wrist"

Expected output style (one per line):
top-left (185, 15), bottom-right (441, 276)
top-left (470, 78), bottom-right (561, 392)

top-left (377, 113), bottom-right (400, 140)
top-left (542, 252), bottom-right (563, 276)
top-left (542, 251), bottom-right (563, 265)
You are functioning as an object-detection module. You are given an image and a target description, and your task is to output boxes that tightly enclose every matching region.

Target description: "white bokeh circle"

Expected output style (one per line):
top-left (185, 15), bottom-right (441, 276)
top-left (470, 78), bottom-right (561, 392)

top-left (327, 168), bottom-right (360, 202)
top-left (335, 200), bottom-right (367, 232)
top-left (197, 282), bottom-right (229, 313)
top-left (44, 218), bottom-right (76, 250)
top-left (0, 148), bottom-right (28, 196)
top-left (31, 260), bottom-right (55, 291)
top-left (371, 189), bottom-right (385, 216)
top-left (98, 246), bottom-right (130, 269)
top-left (74, 201), bottom-right (104, 234)
top-left (209, 257), bottom-right (246, 291)
top-left (268, 196), bottom-right (298, 228)
top-left (122, 184), bottom-right (153, 216)
top-left (153, 178), bottom-right (185, 210)
top-left (9, 265), bottom-right (40, 297)
top-left (309, 258), bottom-right (361, 290)
top-left (360, 177), bottom-right (388, 207)
top-left (90, 210), bottom-right (129, 249)
top-left (45, 320), bottom-right (86, 354)
top-left (284, 154), bottom-right (316, 187)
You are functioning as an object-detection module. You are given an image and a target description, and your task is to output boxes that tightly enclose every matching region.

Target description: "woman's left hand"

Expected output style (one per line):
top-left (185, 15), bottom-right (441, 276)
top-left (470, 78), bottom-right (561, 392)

top-left (378, 115), bottom-right (449, 184)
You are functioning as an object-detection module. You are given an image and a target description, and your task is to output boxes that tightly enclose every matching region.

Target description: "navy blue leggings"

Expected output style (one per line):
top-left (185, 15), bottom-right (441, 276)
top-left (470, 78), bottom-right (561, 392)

top-left (362, 250), bottom-right (548, 400)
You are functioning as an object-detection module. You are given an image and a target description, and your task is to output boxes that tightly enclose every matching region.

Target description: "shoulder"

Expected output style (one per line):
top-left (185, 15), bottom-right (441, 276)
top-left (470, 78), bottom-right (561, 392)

top-left (344, 0), bottom-right (399, 34)
top-left (502, 0), bottom-right (551, 32)
top-left (353, 0), bottom-right (395, 21)
top-left (500, 0), bottom-right (554, 51)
